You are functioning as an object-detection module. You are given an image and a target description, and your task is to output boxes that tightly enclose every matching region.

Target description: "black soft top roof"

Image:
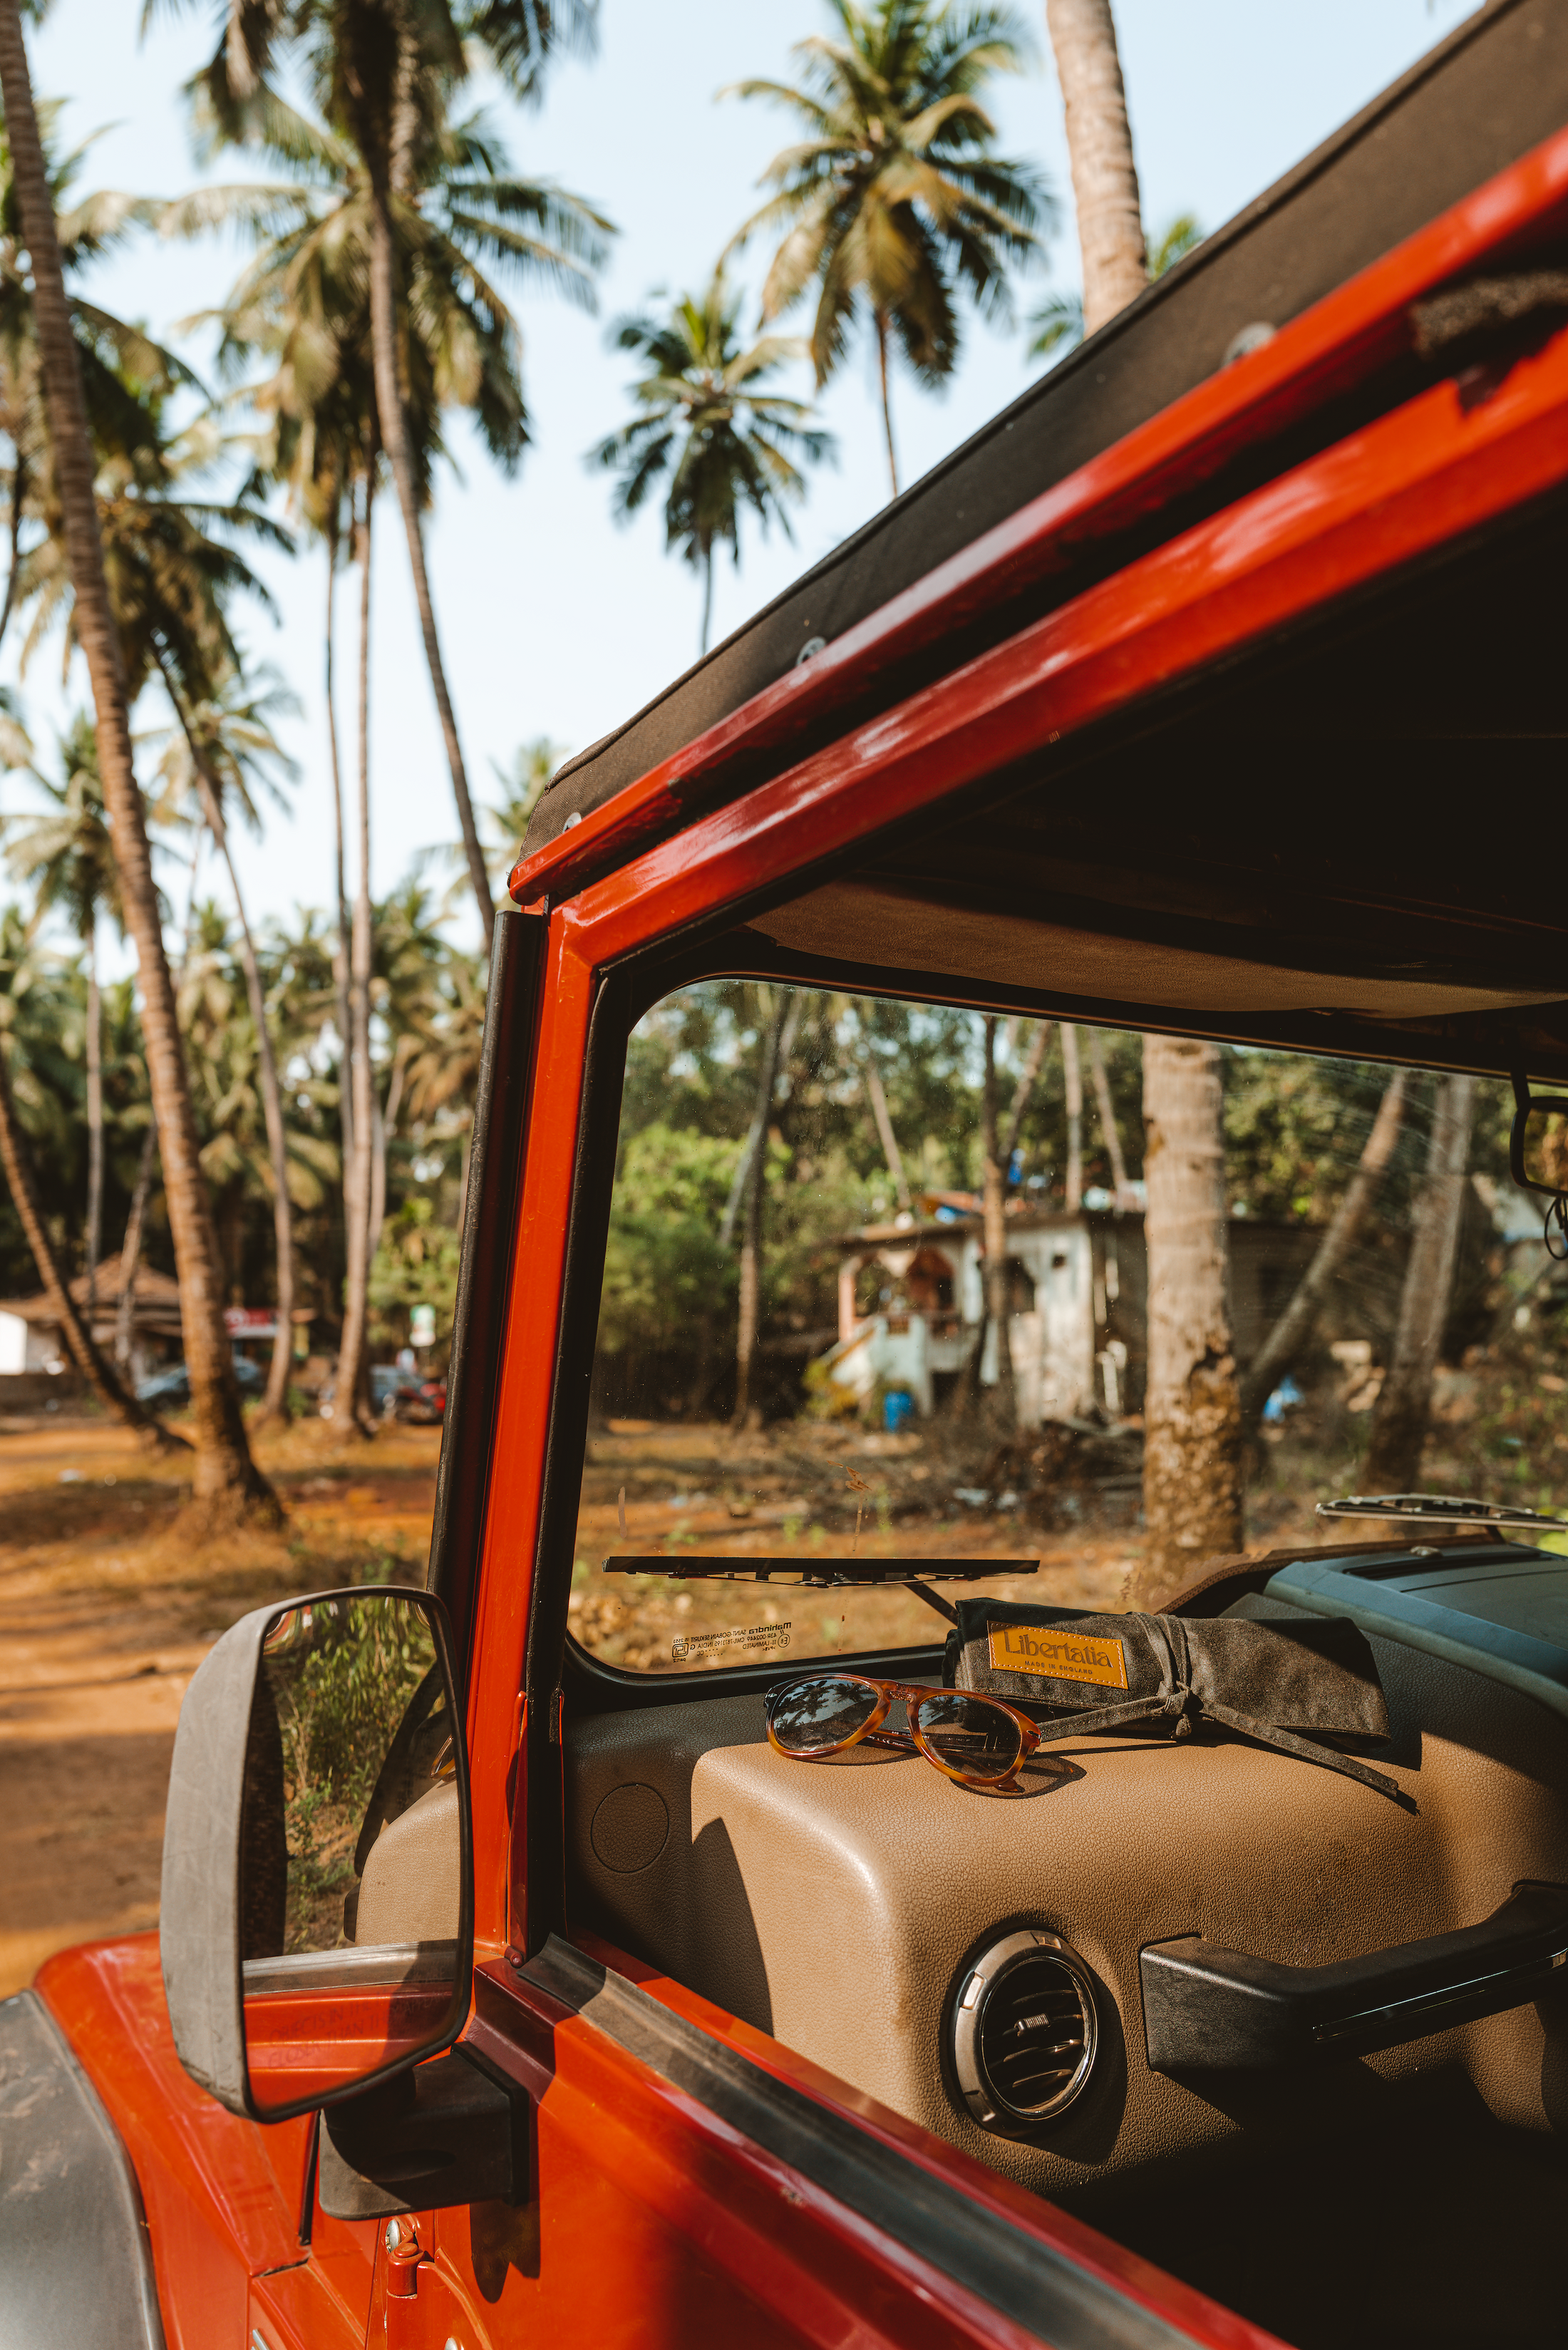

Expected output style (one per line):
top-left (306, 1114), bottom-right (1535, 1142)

top-left (526, 0), bottom-right (1567, 856)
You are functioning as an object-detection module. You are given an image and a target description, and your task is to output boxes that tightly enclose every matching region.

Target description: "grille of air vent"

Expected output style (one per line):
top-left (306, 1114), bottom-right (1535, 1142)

top-left (949, 1930), bottom-right (1098, 2136)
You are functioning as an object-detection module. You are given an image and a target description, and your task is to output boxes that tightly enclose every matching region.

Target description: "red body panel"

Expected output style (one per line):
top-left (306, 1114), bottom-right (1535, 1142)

top-left (246, 1981), bottom-right (456, 2110)
top-left (35, 120), bottom-right (1568, 2350)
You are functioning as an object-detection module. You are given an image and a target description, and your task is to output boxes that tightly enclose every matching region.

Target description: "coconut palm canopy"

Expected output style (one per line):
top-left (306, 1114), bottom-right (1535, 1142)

top-left (590, 271), bottom-right (833, 652)
top-left (725, 0), bottom-right (1052, 490)
top-left (167, 83), bottom-right (613, 503)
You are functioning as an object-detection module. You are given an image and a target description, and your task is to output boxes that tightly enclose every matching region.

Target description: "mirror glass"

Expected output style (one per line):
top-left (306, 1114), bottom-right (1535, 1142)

top-left (237, 1589), bottom-right (467, 2115)
top-left (1521, 1106), bottom-right (1568, 1194)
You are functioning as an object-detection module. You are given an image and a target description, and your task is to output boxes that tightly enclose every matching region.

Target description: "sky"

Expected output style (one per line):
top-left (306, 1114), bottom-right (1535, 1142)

top-left (7, 0), bottom-right (1478, 970)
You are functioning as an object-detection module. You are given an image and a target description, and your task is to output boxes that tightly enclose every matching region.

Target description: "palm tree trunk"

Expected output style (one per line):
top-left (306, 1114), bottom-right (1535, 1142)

top-left (1240, 1069), bottom-right (1408, 1427)
top-left (731, 991), bottom-right (796, 1427)
top-left (156, 648), bottom-right (296, 1426)
top-left (336, 478), bottom-right (377, 1436)
top-left (1061, 1021), bottom-right (1083, 1211)
top-left (960, 1020), bottom-right (1050, 1419)
top-left (0, 1035), bottom-right (184, 1449)
top-left (1363, 1074), bottom-right (1476, 1493)
top-left (1133, 1035), bottom-right (1242, 1607)
top-left (366, 184), bottom-right (491, 945)
top-left (0, 450), bottom-right (24, 652)
top-left (367, 1051), bottom-right (406, 1275)
top-left (1088, 1029), bottom-right (1134, 1206)
top-left (217, 835), bottom-right (294, 1424)
top-left (875, 312), bottom-right (899, 498)
top-left (0, 3), bottom-right (272, 1521)
top-left (325, 525), bottom-right (354, 1171)
top-left (114, 1115), bottom-right (157, 1374)
top-left (862, 1051), bottom-right (910, 1211)
top-left (974, 1016), bottom-right (1017, 1425)
top-left (1044, 0), bottom-right (1147, 333)
top-left (700, 538), bottom-right (715, 657)
top-left (84, 918), bottom-right (102, 1312)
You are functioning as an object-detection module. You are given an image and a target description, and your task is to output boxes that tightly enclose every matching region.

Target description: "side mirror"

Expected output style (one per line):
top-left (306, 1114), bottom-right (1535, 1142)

top-left (160, 1586), bottom-right (473, 2123)
top-left (1510, 1074), bottom-right (1568, 1258)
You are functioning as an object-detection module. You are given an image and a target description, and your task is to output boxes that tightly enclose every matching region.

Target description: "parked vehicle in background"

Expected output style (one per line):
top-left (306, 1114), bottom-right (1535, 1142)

top-left (318, 1364), bottom-right (448, 1423)
top-left (133, 1351), bottom-right (266, 1408)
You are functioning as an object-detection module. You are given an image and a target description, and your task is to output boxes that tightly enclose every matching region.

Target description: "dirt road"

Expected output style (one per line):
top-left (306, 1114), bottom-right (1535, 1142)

top-left (0, 1411), bottom-right (443, 1997)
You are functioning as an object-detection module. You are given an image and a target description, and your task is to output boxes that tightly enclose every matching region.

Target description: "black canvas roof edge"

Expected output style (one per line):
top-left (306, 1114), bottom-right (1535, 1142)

top-left (525, 0), bottom-right (1565, 857)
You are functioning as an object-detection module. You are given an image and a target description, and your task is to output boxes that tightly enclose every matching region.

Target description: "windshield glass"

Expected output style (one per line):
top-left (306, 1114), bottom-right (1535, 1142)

top-left (568, 980), bottom-right (1538, 1676)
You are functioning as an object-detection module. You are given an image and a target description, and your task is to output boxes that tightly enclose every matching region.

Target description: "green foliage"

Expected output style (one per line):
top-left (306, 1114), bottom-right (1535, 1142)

top-left (726, 0), bottom-right (1051, 467)
top-left (590, 269), bottom-right (832, 646)
top-left (262, 1594), bottom-right (438, 1946)
top-left (368, 1195), bottom-right (462, 1356)
top-left (598, 1123), bottom-right (742, 1358)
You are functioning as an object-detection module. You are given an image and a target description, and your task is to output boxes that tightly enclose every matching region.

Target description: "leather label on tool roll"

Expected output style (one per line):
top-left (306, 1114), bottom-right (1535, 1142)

top-left (986, 1622), bottom-right (1130, 1688)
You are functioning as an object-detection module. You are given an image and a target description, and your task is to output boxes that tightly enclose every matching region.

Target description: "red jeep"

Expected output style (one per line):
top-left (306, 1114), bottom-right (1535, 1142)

top-left (9, 9), bottom-right (1568, 2346)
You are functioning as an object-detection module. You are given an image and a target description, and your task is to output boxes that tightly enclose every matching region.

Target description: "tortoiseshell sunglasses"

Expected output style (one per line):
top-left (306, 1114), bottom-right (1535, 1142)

top-left (766, 1673), bottom-right (1041, 1788)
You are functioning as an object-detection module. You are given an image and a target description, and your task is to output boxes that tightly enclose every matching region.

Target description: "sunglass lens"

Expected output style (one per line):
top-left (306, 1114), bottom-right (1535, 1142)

top-left (769, 1676), bottom-right (880, 1755)
top-left (912, 1691), bottom-right (1024, 1783)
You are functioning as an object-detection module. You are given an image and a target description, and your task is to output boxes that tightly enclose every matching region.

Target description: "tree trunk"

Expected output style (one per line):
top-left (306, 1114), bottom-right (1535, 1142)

top-left (367, 184), bottom-right (491, 944)
top-left (0, 1036), bottom-right (185, 1448)
top-left (863, 1051), bottom-right (910, 1211)
top-left (115, 1115), bottom-right (158, 1374)
top-left (1044, 0), bottom-right (1147, 333)
top-left (875, 311), bottom-right (899, 498)
top-left (325, 527), bottom-right (354, 1173)
top-left (1133, 1035), bottom-right (1242, 1607)
top-left (959, 1020), bottom-right (1050, 1418)
top-left (731, 992), bottom-right (796, 1428)
top-left (368, 1051), bottom-right (405, 1273)
top-left (336, 477), bottom-right (378, 1436)
top-left (0, 448), bottom-right (24, 652)
top-left (1363, 1074), bottom-right (1476, 1493)
top-left (1061, 1021), bottom-right (1083, 1211)
top-left (1240, 1069), bottom-right (1408, 1427)
top-left (699, 537), bottom-right (715, 657)
top-left (1004, 1020), bottom-right (1051, 1167)
top-left (84, 918), bottom-right (101, 1311)
top-left (0, 3), bottom-right (271, 1520)
top-left (978, 1016), bottom-right (1016, 1425)
top-left (1088, 1028), bottom-right (1134, 1206)
top-left (159, 650), bottom-right (296, 1427)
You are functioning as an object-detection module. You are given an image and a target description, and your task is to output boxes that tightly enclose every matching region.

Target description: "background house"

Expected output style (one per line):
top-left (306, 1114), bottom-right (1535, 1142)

top-left (0, 1251), bottom-right (183, 1391)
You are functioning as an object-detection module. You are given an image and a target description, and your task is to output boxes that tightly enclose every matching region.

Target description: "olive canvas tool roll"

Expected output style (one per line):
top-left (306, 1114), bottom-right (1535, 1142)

top-left (944, 1601), bottom-right (1398, 1798)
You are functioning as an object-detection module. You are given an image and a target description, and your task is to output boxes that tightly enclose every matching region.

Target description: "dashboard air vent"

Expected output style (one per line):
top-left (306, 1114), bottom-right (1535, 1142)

top-left (949, 1929), bottom-right (1098, 2135)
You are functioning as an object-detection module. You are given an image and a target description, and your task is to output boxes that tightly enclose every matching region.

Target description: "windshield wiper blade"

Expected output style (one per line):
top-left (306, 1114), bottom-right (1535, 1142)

top-left (601, 1555), bottom-right (1038, 1587)
top-left (1317, 1493), bottom-right (1568, 1533)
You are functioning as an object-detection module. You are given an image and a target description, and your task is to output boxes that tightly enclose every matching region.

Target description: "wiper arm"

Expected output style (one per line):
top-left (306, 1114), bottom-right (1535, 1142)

top-left (600, 1555), bottom-right (1033, 1624)
top-left (1316, 1493), bottom-right (1568, 1534)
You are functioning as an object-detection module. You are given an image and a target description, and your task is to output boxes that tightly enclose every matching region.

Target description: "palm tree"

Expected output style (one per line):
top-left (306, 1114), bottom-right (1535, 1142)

top-left (591, 272), bottom-right (832, 654)
top-left (1040, 0), bottom-right (1238, 1604)
top-left (141, 669), bottom-right (306, 1423)
top-left (4, 714), bottom-right (122, 1311)
top-left (1027, 211), bottom-right (1200, 361)
top-left (0, 96), bottom-right (192, 656)
top-left (0, 0), bottom-right (276, 1524)
top-left (172, 5), bottom-right (612, 940)
top-left (1042, 0), bottom-right (1144, 334)
top-left (724, 0), bottom-right (1049, 496)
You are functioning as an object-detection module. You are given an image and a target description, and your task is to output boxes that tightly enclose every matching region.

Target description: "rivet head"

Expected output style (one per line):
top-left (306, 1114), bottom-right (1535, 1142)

top-left (562, 810), bottom-right (582, 830)
top-left (505, 1944), bottom-right (525, 1969)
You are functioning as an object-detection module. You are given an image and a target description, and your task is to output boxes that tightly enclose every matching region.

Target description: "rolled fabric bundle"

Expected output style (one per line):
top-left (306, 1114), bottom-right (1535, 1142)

top-left (944, 1601), bottom-right (1398, 1798)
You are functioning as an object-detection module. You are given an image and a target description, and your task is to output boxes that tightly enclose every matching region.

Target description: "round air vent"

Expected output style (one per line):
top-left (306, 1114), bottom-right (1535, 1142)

top-left (949, 1929), bottom-right (1098, 2135)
